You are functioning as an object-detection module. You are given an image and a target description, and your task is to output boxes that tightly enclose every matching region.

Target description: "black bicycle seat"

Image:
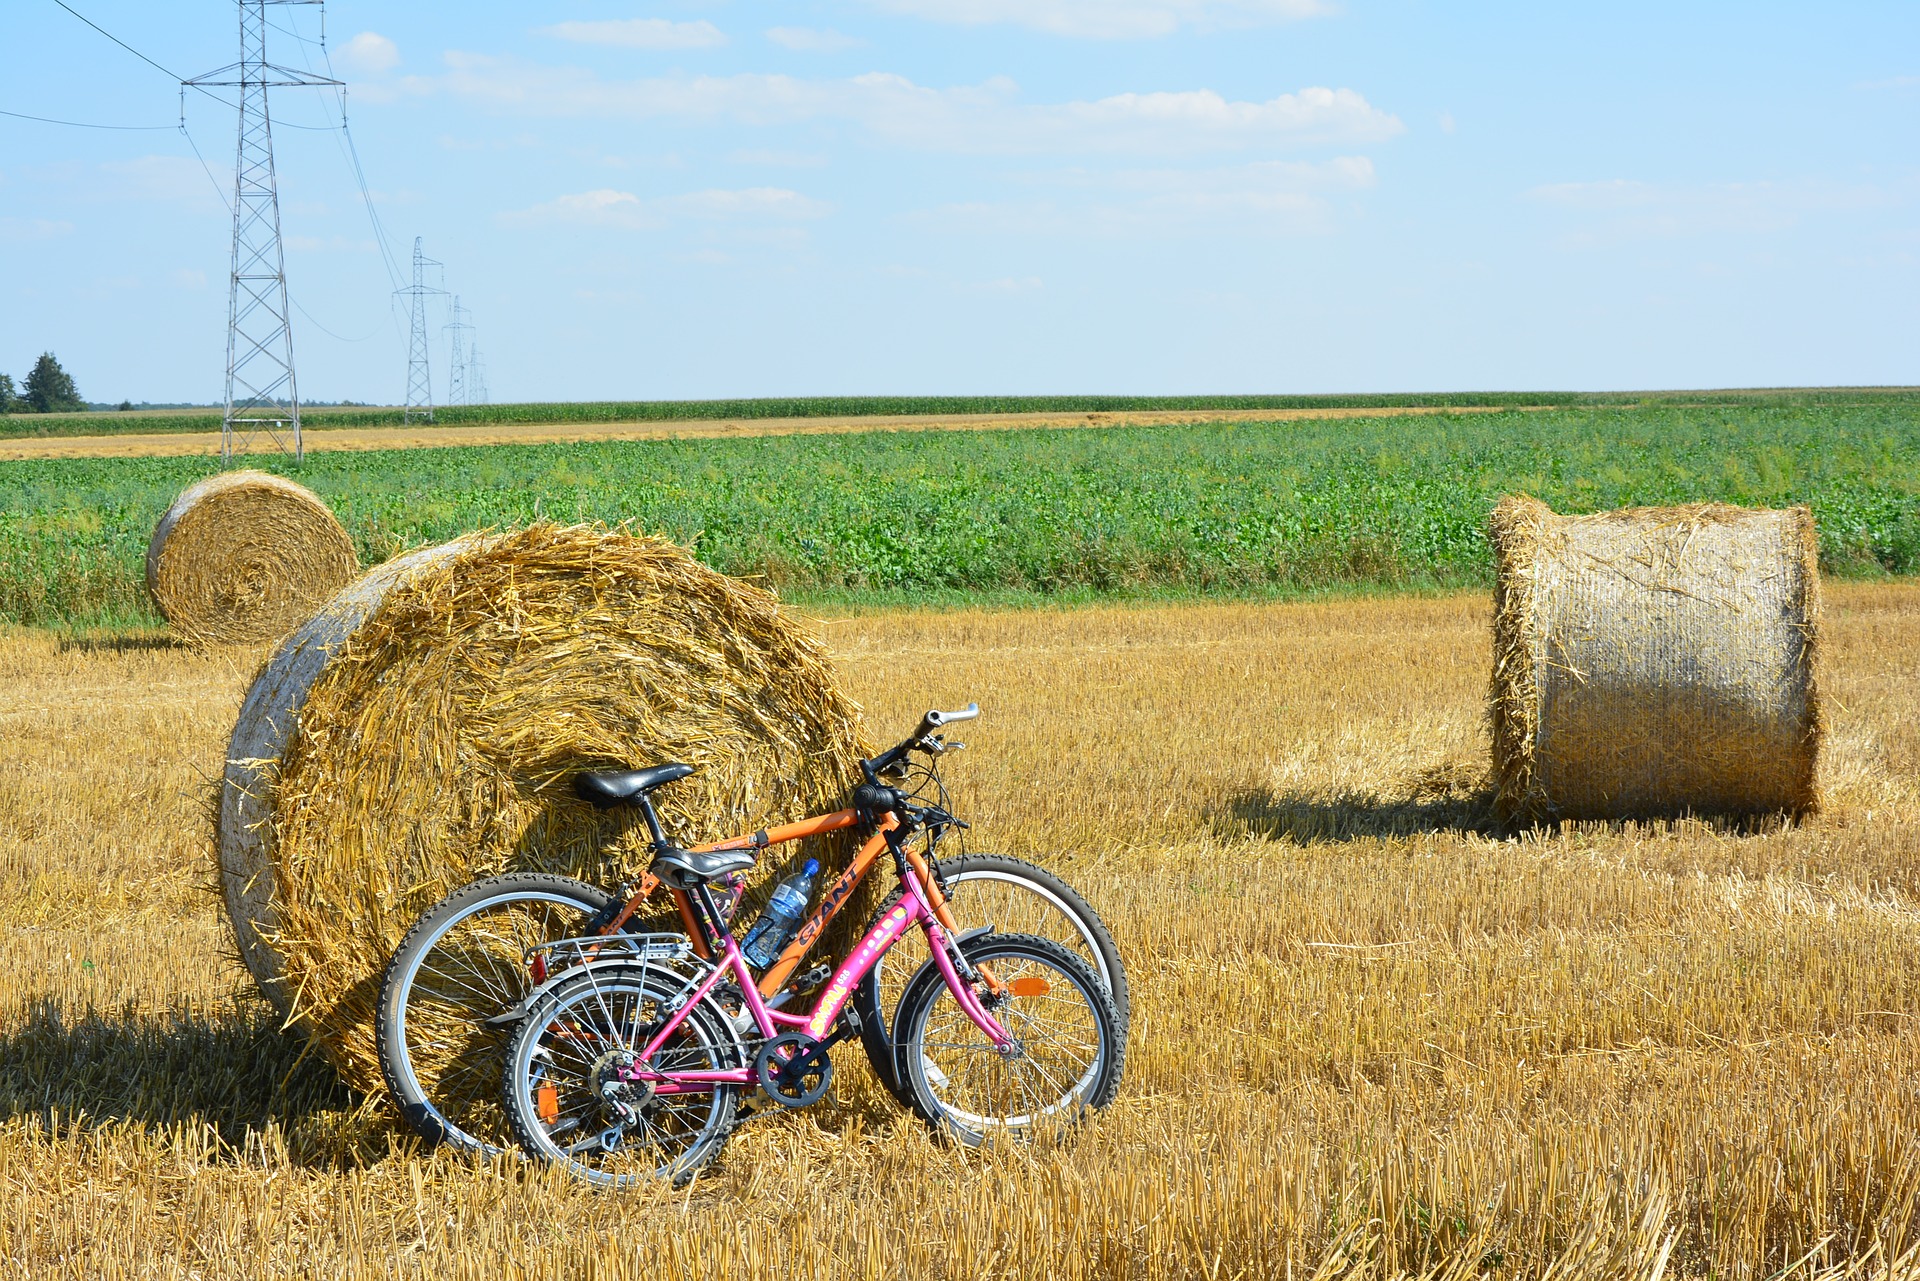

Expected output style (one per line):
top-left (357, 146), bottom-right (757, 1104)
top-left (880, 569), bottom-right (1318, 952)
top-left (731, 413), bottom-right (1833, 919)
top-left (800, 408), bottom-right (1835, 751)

top-left (574, 762), bottom-right (695, 809)
top-left (652, 846), bottom-right (757, 886)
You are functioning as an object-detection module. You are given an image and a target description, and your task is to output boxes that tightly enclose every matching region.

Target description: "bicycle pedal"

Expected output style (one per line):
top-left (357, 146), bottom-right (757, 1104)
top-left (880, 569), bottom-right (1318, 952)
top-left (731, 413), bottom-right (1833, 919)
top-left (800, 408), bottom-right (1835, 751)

top-left (766, 962), bottom-right (833, 1011)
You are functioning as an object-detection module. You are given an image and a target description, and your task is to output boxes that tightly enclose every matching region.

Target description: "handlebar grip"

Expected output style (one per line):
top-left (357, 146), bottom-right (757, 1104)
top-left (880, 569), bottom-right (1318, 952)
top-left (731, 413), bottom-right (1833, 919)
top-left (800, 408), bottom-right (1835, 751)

top-left (924, 703), bottom-right (980, 728)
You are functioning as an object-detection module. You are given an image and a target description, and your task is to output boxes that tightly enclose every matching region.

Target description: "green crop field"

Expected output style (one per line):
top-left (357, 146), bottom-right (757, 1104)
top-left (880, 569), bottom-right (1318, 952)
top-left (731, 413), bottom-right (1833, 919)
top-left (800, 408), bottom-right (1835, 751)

top-left (3, 386), bottom-right (1913, 439)
top-left (4, 398), bottom-right (1920, 629)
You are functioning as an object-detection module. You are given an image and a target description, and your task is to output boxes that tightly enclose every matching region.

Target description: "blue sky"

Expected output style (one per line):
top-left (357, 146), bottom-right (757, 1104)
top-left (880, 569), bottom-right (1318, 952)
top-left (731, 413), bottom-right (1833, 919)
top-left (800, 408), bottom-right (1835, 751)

top-left (2, 1), bottom-right (1915, 403)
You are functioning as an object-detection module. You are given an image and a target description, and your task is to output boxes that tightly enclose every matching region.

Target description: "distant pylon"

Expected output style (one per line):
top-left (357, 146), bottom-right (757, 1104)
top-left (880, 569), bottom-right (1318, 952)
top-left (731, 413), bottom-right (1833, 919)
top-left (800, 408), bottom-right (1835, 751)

top-left (186, 0), bottom-right (341, 465)
top-left (445, 296), bottom-right (472, 408)
top-left (467, 345), bottom-right (489, 405)
top-left (398, 237), bottom-right (444, 422)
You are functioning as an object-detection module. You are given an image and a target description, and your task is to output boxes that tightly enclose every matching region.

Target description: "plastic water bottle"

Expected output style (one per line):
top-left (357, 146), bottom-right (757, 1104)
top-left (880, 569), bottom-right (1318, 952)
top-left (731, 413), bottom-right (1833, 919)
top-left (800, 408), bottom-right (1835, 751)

top-left (739, 859), bottom-right (819, 970)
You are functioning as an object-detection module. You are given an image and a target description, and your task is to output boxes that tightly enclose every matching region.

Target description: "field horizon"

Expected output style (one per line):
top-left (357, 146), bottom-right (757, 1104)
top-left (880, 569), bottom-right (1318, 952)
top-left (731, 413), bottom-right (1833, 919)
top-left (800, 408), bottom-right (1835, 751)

top-left (4, 384), bottom-right (1914, 440)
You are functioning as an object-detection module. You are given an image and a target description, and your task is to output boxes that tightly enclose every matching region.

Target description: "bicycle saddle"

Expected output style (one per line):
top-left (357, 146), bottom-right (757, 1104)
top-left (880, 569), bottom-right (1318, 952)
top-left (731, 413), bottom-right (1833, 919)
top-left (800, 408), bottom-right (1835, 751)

top-left (652, 846), bottom-right (757, 887)
top-left (574, 762), bottom-right (695, 809)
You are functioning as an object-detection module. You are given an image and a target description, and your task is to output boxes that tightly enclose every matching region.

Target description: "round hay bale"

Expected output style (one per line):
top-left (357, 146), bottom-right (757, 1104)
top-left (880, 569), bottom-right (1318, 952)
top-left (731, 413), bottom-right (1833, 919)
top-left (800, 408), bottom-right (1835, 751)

top-left (147, 470), bottom-right (358, 646)
top-left (218, 524), bottom-right (868, 1090)
top-left (1488, 495), bottom-right (1821, 822)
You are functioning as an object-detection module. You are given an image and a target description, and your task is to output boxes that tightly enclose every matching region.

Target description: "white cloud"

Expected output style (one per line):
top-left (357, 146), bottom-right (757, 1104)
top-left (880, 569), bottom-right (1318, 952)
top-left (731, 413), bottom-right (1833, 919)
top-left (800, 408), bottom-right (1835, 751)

top-left (1087, 153), bottom-right (1374, 196)
top-left (958, 275), bottom-right (1044, 294)
top-left (662, 188), bottom-right (830, 218)
top-left (536, 19), bottom-right (727, 50)
top-left (0, 217), bottom-right (75, 242)
top-left (766, 26), bottom-right (866, 52)
top-left (336, 32), bottom-right (400, 75)
top-left (501, 186), bottom-right (830, 231)
top-left (423, 56), bottom-right (1402, 155)
top-left (921, 157), bottom-right (1375, 237)
top-left (729, 148), bottom-right (831, 168)
top-left (1527, 178), bottom-right (1894, 244)
top-left (861, 0), bottom-right (1331, 38)
top-left (504, 189), bottom-right (654, 230)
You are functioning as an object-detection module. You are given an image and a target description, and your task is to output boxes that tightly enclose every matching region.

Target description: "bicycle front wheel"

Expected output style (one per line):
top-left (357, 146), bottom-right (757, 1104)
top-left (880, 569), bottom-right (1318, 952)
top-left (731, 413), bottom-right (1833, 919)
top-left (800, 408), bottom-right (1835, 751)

top-left (894, 931), bottom-right (1124, 1148)
top-left (852, 853), bottom-right (1128, 1104)
top-left (377, 872), bottom-right (618, 1154)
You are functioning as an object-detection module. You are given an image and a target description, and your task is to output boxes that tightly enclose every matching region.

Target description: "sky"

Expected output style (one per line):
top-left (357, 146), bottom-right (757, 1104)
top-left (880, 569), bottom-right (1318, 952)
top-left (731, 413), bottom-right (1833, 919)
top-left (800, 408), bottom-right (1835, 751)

top-left (1, 1), bottom-right (1915, 404)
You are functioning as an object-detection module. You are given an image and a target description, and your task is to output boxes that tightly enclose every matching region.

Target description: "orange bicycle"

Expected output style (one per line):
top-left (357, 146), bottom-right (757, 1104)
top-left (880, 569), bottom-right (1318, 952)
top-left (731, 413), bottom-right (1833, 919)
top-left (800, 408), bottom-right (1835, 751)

top-left (376, 704), bottom-right (1128, 1154)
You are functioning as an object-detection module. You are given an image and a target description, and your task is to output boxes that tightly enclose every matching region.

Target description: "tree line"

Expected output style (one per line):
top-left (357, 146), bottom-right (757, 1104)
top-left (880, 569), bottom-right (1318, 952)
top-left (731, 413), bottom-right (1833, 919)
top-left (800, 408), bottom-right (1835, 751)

top-left (0, 353), bottom-right (85, 414)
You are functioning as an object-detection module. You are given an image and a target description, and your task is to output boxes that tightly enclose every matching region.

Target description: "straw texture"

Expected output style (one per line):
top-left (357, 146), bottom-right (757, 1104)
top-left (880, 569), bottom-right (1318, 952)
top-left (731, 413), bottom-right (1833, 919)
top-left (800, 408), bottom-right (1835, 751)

top-left (218, 524), bottom-right (868, 1090)
top-left (1488, 496), bottom-right (1821, 822)
top-left (147, 471), bottom-right (358, 646)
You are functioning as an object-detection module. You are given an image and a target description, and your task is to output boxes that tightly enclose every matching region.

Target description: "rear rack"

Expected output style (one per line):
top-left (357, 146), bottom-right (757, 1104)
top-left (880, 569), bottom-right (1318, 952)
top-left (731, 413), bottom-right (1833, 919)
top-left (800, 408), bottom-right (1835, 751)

top-left (523, 932), bottom-right (695, 973)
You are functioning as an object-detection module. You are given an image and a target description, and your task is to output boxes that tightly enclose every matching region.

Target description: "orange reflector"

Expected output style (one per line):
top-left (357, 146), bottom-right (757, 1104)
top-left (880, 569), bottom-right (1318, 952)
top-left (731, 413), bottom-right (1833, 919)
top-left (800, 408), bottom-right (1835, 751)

top-left (1007, 976), bottom-right (1051, 997)
top-left (535, 1081), bottom-right (559, 1124)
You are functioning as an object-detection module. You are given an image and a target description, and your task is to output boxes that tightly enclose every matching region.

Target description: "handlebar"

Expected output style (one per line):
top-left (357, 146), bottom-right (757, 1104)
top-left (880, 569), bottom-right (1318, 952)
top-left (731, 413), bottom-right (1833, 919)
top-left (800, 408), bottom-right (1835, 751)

top-left (922, 703), bottom-right (979, 730)
top-left (862, 703), bottom-right (981, 784)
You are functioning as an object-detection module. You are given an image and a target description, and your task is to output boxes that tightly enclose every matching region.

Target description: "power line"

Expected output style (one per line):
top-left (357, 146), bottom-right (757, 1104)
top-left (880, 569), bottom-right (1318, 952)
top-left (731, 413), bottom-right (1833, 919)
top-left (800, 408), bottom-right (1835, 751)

top-left (49, 0), bottom-right (235, 109)
top-left (302, 9), bottom-right (405, 290)
top-left (0, 106), bottom-right (174, 130)
top-left (176, 110), bottom-right (235, 216)
top-left (291, 295), bottom-right (386, 343)
top-left (50, 0), bottom-right (184, 80)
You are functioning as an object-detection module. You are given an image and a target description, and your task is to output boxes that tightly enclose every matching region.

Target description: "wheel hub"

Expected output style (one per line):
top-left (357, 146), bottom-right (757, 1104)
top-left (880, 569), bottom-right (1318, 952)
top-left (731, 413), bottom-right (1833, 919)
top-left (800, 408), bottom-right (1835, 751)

top-left (587, 1048), bottom-right (654, 1125)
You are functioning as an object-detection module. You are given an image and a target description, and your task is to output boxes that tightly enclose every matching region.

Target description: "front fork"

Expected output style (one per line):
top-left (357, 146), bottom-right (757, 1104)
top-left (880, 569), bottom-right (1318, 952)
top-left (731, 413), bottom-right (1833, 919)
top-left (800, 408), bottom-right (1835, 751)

top-left (892, 830), bottom-right (1014, 1045)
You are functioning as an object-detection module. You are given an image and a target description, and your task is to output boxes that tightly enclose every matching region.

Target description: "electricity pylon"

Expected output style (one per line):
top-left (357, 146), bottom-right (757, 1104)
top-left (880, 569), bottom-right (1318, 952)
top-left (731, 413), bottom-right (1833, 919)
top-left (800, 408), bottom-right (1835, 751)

top-left (397, 238), bottom-right (445, 422)
top-left (467, 347), bottom-right (489, 405)
top-left (445, 296), bottom-right (472, 408)
top-left (186, 0), bottom-right (340, 465)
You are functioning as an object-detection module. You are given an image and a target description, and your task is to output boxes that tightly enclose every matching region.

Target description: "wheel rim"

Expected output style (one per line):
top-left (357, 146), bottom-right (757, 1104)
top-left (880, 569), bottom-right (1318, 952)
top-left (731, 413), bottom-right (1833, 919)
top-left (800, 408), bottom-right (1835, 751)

top-left (393, 889), bottom-right (606, 1152)
top-left (512, 975), bottom-right (730, 1184)
top-left (875, 870), bottom-right (1110, 1046)
top-left (910, 948), bottom-right (1106, 1135)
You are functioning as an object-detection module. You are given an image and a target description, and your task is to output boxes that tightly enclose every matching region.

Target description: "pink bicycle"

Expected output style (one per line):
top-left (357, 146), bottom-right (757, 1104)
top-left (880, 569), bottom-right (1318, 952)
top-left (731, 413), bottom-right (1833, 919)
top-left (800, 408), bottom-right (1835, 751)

top-left (500, 707), bottom-right (1127, 1187)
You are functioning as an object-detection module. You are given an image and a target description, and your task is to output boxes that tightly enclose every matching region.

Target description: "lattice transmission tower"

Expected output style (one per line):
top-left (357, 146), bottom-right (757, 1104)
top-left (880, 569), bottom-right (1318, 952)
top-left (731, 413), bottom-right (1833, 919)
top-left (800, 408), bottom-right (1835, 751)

top-left (445, 297), bottom-right (472, 408)
top-left (398, 238), bottom-right (445, 422)
top-left (467, 347), bottom-right (489, 405)
top-left (186, 0), bottom-right (340, 465)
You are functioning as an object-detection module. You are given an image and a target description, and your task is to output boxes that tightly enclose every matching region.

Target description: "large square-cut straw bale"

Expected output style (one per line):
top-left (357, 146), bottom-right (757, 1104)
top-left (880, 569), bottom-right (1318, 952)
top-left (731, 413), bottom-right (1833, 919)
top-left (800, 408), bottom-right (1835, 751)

top-left (218, 524), bottom-right (868, 1090)
top-left (1488, 496), bottom-right (1821, 822)
top-left (147, 470), bottom-right (358, 646)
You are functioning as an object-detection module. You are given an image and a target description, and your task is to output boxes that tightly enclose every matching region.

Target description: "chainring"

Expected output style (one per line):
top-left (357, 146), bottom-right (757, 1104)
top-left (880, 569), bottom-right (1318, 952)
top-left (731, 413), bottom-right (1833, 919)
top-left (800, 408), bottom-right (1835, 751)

top-left (753, 1031), bottom-right (833, 1108)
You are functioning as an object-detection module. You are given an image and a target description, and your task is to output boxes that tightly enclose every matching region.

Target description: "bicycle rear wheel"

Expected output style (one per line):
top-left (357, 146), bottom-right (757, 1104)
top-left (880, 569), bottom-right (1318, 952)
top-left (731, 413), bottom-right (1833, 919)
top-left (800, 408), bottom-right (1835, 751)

top-left (377, 872), bottom-right (618, 1154)
top-left (894, 931), bottom-right (1123, 1147)
top-left (852, 853), bottom-right (1127, 1104)
top-left (503, 965), bottom-right (741, 1188)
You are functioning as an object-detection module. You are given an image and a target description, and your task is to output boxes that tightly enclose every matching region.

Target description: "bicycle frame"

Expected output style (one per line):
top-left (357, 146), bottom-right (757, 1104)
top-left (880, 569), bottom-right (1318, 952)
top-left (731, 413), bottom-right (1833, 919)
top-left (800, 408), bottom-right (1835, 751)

top-left (596, 807), bottom-right (973, 1002)
top-left (613, 850), bottom-right (1012, 1096)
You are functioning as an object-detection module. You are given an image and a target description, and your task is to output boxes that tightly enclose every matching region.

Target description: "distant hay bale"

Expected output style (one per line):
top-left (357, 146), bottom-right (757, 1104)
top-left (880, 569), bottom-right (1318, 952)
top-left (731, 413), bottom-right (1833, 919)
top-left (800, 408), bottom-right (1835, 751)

top-left (1488, 496), bottom-right (1821, 822)
top-left (218, 524), bottom-right (868, 1090)
top-left (147, 471), bottom-right (357, 646)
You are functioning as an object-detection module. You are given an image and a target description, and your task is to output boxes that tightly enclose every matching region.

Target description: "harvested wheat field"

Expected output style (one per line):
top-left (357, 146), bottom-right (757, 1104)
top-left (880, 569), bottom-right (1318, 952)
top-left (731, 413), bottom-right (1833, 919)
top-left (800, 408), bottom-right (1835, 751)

top-left (7, 585), bottom-right (1920, 1278)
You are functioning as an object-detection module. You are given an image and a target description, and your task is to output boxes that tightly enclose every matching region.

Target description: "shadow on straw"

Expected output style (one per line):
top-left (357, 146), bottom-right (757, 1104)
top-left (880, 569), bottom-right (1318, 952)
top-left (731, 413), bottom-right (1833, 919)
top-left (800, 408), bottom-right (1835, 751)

top-left (56, 632), bottom-right (188, 655)
top-left (0, 996), bottom-right (386, 1166)
top-left (1210, 760), bottom-right (1504, 845)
